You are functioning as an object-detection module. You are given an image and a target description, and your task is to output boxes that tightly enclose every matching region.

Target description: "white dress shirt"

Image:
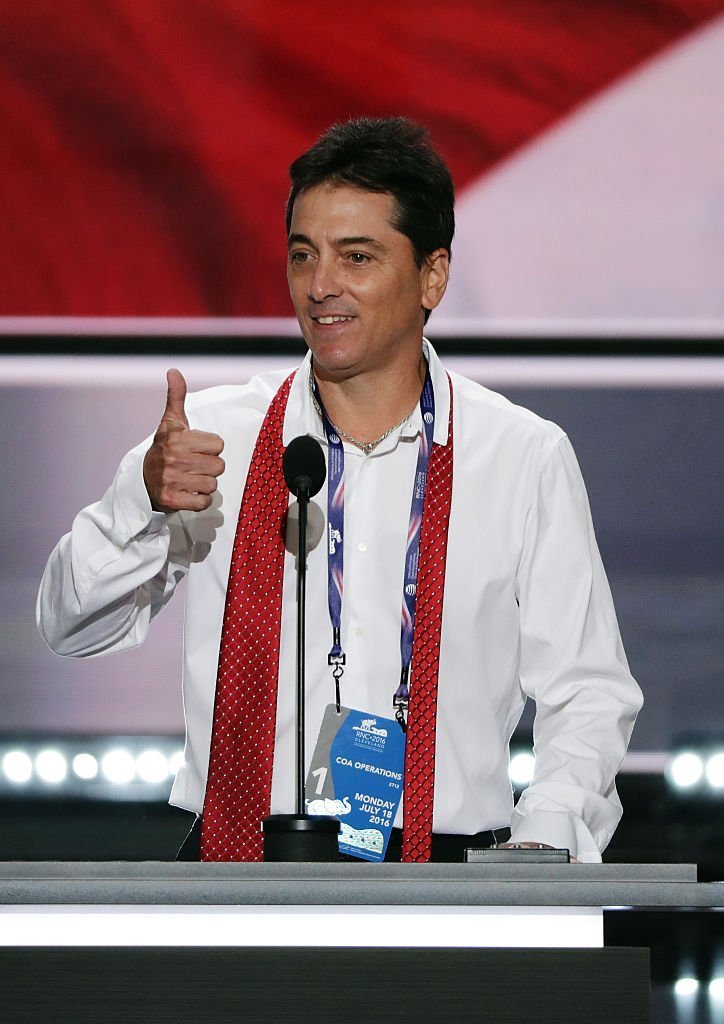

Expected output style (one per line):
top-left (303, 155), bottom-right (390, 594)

top-left (37, 341), bottom-right (642, 861)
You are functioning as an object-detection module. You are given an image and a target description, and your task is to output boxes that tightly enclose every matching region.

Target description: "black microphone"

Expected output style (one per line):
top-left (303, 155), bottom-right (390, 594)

top-left (283, 435), bottom-right (326, 498)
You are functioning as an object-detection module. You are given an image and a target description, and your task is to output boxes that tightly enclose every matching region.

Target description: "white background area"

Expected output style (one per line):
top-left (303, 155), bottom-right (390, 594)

top-left (441, 15), bottom-right (724, 326)
top-left (0, 904), bottom-right (603, 948)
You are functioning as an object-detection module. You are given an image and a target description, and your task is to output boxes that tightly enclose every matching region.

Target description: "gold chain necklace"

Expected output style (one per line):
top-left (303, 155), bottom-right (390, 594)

top-left (309, 371), bottom-right (417, 456)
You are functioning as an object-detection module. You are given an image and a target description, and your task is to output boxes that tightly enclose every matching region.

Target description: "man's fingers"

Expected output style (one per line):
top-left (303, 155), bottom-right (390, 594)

top-left (188, 474), bottom-right (220, 495)
top-left (154, 488), bottom-right (215, 514)
top-left (147, 447), bottom-right (225, 512)
top-left (160, 433), bottom-right (225, 471)
top-left (163, 368), bottom-right (189, 428)
top-left (186, 430), bottom-right (225, 456)
top-left (186, 455), bottom-right (225, 479)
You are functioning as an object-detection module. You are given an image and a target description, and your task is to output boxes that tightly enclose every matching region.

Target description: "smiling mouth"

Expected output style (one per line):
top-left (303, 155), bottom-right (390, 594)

top-left (311, 315), bottom-right (354, 325)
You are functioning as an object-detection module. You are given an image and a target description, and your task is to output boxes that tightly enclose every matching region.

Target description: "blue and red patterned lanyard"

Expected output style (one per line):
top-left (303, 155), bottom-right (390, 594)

top-left (311, 365), bottom-right (436, 731)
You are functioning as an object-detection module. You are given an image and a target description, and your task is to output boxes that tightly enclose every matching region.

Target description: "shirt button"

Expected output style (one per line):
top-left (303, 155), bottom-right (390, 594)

top-left (358, 541), bottom-right (367, 552)
top-left (355, 627), bottom-right (364, 638)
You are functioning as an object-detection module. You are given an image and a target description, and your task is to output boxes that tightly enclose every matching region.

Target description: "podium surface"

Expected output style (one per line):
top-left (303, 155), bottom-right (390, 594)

top-left (0, 858), bottom-right (708, 906)
top-left (2, 862), bottom-right (718, 1023)
top-left (0, 861), bottom-right (717, 948)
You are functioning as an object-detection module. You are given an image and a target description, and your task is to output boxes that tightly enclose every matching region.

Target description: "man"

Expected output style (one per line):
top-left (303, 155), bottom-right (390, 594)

top-left (37, 117), bottom-right (642, 863)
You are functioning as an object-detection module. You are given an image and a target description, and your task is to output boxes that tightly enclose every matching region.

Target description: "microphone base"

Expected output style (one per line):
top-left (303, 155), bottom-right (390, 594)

top-left (262, 814), bottom-right (341, 862)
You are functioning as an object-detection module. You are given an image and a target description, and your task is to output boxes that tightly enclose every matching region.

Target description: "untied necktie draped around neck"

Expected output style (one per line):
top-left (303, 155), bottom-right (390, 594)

top-left (200, 369), bottom-right (454, 862)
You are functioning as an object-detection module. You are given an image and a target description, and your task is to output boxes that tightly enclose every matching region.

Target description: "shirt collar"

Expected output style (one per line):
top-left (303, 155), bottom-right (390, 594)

top-left (283, 350), bottom-right (321, 446)
top-left (424, 338), bottom-right (451, 447)
top-left (282, 338), bottom-right (450, 447)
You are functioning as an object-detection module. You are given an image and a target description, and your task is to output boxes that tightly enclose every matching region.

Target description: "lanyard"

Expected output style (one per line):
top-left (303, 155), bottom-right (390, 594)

top-left (312, 366), bottom-right (436, 731)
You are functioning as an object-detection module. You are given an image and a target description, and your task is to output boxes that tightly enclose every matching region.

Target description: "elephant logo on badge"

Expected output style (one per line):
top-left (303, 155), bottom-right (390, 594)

top-left (356, 718), bottom-right (388, 738)
top-left (306, 796), bottom-right (352, 817)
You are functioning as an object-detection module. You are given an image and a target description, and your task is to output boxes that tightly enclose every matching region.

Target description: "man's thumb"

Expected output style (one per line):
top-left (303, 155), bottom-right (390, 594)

top-left (163, 368), bottom-right (189, 428)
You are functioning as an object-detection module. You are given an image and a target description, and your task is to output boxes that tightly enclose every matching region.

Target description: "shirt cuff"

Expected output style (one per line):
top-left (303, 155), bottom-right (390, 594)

top-left (110, 450), bottom-right (169, 543)
top-left (509, 808), bottom-right (602, 863)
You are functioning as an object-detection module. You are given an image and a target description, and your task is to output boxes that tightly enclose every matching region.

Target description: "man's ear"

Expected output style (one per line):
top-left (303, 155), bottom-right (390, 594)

top-left (421, 249), bottom-right (450, 314)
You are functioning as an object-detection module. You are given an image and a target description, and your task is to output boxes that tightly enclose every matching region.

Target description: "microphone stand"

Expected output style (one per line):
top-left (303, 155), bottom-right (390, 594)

top-left (262, 469), bottom-right (340, 861)
top-left (295, 478), bottom-right (310, 816)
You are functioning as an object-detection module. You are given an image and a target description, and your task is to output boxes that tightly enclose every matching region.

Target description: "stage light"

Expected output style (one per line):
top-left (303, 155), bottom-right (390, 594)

top-left (101, 748), bottom-right (135, 785)
top-left (35, 749), bottom-right (67, 784)
top-left (668, 752), bottom-right (704, 789)
top-left (706, 752), bottom-right (724, 789)
top-left (709, 978), bottom-right (724, 999)
top-left (72, 753), bottom-right (99, 780)
top-left (675, 977), bottom-right (699, 997)
top-left (136, 749), bottom-right (169, 784)
top-left (0, 735), bottom-right (184, 797)
top-left (2, 750), bottom-right (32, 784)
top-left (509, 752), bottom-right (535, 786)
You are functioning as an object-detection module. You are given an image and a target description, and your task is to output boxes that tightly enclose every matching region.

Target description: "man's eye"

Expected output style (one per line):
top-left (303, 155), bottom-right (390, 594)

top-left (347, 252), bottom-right (370, 264)
top-left (289, 251), bottom-right (310, 264)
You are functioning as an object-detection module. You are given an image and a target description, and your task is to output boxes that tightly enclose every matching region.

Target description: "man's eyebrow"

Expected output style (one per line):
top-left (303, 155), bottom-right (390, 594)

top-left (336, 236), bottom-right (386, 251)
top-left (287, 233), bottom-right (387, 252)
top-left (287, 232), bottom-right (314, 249)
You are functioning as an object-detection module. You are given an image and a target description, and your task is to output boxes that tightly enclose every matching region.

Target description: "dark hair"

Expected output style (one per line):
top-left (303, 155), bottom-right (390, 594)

top-left (286, 116), bottom-right (455, 268)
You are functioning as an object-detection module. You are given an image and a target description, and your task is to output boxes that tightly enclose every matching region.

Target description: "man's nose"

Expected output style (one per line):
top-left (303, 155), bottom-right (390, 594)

top-left (308, 254), bottom-right (342, 302)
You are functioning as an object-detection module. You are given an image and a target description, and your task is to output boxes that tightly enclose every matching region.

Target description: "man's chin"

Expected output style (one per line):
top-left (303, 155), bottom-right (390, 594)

top-left (306, 339), bottom-right (361, 379)
top-left (310, 357), bottom-right (359, 383)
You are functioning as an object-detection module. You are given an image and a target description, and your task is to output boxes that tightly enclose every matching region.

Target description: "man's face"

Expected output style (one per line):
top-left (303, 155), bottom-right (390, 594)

top-left (287, 184), bottom-right (448, 381)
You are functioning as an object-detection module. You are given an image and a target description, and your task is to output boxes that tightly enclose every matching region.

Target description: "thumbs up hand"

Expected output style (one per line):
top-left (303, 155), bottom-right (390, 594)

top-left (143, 370), bottom-right (225, 513)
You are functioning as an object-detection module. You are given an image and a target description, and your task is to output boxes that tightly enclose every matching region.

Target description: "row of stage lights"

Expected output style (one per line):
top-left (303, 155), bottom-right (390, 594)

top-left (666, 750), bottom-right (724, 792)
top-left (511, 749), bottom-right (724, 793)
top-left (0, 745), bottom-right (536, 796)
top-left (510, 750), bottom-right (724, 791)
top-left (675, 976), bottom-right (724, 999)
top-left (0, 738), bottom-right (184, 799)
top-left (0, 741), bottom-right (721, 798)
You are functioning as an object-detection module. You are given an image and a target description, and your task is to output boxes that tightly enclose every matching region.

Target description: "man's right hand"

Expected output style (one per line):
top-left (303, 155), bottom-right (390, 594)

top-left (143, 369), bottom-right (225, 513)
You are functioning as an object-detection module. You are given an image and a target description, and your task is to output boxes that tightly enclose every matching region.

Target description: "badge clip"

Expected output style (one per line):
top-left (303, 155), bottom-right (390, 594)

top-left (328, 651), bottom-right (346, 713)
top-left (393, 666), bottom-right (410, 733)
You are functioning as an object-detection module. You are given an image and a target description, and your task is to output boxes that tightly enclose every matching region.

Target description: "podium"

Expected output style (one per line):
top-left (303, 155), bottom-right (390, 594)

top-left (0, 861), bottom-right (715, 1023)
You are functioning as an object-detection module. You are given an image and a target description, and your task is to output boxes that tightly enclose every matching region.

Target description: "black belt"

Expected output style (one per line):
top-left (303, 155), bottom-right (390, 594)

top-left (375, 826), bottom-right (510, 863)
top-left (177, 816), bottom-right (510, 863)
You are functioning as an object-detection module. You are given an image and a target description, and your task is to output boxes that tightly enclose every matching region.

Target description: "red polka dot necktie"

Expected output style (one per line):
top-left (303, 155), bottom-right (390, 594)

top-left (200, 371), bottom-right (454, 863)
top-left (200, 373), bottom-right (295, 862)
top-left (401, 377), bottom-right (454, 863)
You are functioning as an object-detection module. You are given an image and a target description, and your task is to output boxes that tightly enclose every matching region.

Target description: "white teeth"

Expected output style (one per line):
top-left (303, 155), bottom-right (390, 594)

top-left (316, 316), bottom-right (351, 324)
